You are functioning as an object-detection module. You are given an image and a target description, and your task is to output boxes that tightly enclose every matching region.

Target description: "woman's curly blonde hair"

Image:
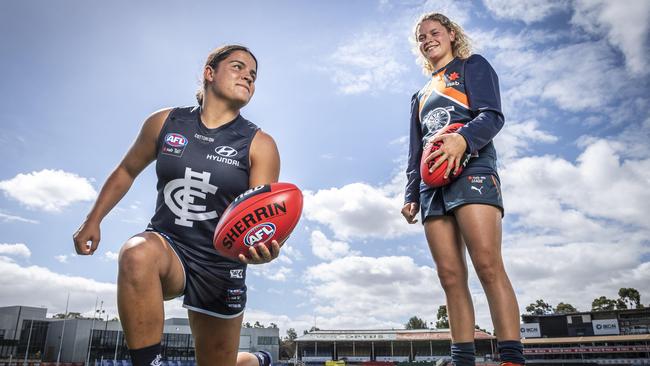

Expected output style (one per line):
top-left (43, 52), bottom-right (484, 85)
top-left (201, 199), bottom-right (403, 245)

top-left (411, 12), bottom-right (472, 75)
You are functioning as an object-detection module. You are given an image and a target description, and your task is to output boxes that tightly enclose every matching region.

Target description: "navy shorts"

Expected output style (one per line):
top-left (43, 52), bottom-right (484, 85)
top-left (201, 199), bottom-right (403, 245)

top-left (147, 229), bottom-right (247, 319)
top-left (420, 173), bottom-right (504, 222)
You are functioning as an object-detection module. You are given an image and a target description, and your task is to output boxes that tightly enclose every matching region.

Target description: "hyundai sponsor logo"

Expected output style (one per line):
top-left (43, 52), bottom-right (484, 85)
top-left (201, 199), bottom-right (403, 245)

top-left (215, 145), bottom-right (238, 157)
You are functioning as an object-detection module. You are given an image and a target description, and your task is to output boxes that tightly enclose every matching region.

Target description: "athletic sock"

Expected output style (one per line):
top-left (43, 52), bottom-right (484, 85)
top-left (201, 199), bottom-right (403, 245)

top-left (451, 342), bottom-right (475, 366)
top-left (252, 350), bottom-right (272, 366)
top-left (129, 343), bottom-right (162, 366)
top-left (497, 340), bottom-right (525, 364)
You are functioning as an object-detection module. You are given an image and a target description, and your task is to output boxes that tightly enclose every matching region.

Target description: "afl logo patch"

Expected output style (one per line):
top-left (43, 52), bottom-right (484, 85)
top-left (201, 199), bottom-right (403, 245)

top-left (244, 222), bottom-right (276, 247)
top-left (165, 133), bottom-right (188, 147)
top-left (423, 107), bottom-right (452, 133)
top-left (162, 133), bottom-right (188, 157)
top-left (215, 145), bottom-right (238, 157)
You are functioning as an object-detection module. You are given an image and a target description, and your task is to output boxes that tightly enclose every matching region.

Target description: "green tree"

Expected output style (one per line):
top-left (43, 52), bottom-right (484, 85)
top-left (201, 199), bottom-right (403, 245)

top-left (286, 328), bottom-right (298, 341)
top-left (435, 305), bottom-right (449, 329)
top-left (618, 288), bottom-right (642, 309)
top-left (243, 322), bottom-right (252, 328)
top-left (592, 296), bottom-right (618, 311)
top-left (405, 316), bottom-right (428, 329)
top-left (253, 321), bottom-right (264, 328)
top-left (526, 299), bottom-right (554, 315)
top-left (280, 329), bottom-right (297, 360)
top-left (303, 326), bottom-right (320, 335)
top-left (268, 322), bottom-right (278, 329)
top-left (555, 302), bottom-right (578, 314)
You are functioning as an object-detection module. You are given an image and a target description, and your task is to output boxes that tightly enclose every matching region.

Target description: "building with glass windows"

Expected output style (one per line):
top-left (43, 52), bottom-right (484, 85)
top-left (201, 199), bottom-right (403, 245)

top-left (0, 306), bottom-right (279, 365)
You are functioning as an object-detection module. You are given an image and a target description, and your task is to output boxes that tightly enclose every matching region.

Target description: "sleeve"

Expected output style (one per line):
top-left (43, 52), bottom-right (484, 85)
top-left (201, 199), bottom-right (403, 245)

top-left (404, 92), bottom-right (423, 205)
top-left (456, 54), bottom-right (505, 154)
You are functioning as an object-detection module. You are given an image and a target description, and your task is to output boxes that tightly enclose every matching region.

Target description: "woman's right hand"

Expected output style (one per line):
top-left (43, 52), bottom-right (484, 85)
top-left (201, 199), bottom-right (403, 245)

top-left (401, 202), bottom-right (419, 224)
top-left (73, 219), bottom-right (101, 255)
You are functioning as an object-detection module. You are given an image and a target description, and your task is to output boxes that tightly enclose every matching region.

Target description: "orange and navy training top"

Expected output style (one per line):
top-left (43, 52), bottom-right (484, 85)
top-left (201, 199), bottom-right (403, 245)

top-left (404, 54), bottom-right (505, 204)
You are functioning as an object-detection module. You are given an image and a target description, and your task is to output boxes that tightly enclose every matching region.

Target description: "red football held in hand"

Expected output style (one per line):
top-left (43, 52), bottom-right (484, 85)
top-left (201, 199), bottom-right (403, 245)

top-left (213, 182), bottom-right (303, 261)
top-left (420, 123), bottom-right (471, 188)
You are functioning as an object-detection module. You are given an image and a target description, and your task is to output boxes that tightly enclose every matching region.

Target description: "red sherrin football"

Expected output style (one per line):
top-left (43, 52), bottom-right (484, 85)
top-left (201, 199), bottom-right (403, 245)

top-left (213, 182), bottom-right (303, 260)
top-left (420, 123), bottom-right (470, 188)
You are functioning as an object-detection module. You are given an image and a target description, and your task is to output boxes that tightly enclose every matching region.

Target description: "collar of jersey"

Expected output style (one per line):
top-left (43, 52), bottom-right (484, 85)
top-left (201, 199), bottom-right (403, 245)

top-left (196, 106), bottom-right (241, 135)
top-left (430, 57), bottom-right (458, 77)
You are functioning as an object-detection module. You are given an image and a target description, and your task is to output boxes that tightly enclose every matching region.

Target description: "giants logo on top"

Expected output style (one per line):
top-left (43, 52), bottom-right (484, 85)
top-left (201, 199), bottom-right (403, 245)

top-left (162, 133), bottom-right (188, 157)
top-left (244, 222), bottom-right (276, 247)
top-left (206, 145), bottom-right (240, 166)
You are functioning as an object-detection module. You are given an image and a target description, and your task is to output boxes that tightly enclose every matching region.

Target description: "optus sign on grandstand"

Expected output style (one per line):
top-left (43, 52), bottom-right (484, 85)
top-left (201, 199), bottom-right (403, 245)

top-left (300, 333), bottom-right (397, 341)
top-left (592, 318), bottom-right (619, 335)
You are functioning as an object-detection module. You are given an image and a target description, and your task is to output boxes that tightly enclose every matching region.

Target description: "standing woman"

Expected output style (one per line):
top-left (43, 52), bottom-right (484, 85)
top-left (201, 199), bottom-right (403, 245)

top-left (74, 45), bottom-right (277, 366)
top-left (401, 13), bottom-right (525, 365)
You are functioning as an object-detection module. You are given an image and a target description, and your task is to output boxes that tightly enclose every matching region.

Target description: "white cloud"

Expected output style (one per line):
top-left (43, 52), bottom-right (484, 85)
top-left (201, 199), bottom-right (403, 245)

top-left (0, 254), bottom-right (189, 320)
top-left (0, 256), bottom-right (117, 316)
top-left (104, 251), bottom-right (119, 261)
top-left (502, 139), bottom-right (650, 229)
top-left (304, 256), bottom-right (445, 325)
top-left (494, 119), bottom-right (558, 162)
top-left (483, 0), bottom-right (569, 23)
top-left (0, 169), bottom-right (97, 212)
top-left (248, 261), bottom-right (293, 282)
top-left (572, 0), bottom-right (650, 75)
top-left (0, 243), bottom-right (31, 258)
top-left (55, 255), bottom-right (69, 263)
top-left (324, 31), bottom-right (408, 95)
top-left (310, 230), bottom-right (360, 261)
top-left (303, 182), bottom-right (419, 240)
top-left (492, 41), bottom-right (625, 114)
top-left (0, 211), bottom-right (39, 224)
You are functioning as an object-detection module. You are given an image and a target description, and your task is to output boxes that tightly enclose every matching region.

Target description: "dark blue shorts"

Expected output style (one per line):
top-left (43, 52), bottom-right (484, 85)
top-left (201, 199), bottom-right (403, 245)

top-left (420, 173), bottom-right (504, 222)
top-left (147, 229), bottom-right (247, 319)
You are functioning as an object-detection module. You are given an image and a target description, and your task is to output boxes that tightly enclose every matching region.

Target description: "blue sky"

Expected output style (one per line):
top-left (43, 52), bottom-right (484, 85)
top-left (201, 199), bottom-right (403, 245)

top-left (1, 0), bottom-right (649, 336)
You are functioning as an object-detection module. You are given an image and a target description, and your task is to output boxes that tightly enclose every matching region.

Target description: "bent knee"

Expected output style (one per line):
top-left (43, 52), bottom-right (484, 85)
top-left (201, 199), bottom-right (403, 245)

top-left (119, 234), bottom-right (164, 273)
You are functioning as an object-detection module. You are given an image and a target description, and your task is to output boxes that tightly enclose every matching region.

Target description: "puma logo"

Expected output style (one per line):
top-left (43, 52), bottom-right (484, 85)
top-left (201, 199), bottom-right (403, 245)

top-left (471, 186), bottom-right (484, 195)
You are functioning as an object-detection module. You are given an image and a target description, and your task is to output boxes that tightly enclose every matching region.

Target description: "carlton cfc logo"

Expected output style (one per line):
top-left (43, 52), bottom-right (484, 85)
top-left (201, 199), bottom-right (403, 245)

top-left (165, 133), bottom-right (188, 147)
top-left (244, 223), bottom-right (276, 247)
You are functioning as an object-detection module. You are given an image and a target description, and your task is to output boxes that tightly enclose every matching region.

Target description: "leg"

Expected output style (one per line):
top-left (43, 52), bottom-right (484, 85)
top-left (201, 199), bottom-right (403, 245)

top-left (454, 204), bottom-right (521, 341)
top-left (117, 232), bottom-right (185, 349)
top-left (237, 351), bottom-right (272, 366)
top-left (189, 310), bottom-right (244, 366)
top-left (424, 216), bottom-right (475, 342)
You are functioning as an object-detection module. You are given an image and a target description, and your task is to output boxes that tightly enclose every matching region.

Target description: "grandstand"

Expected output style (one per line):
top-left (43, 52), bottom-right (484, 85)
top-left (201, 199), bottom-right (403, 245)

top-left (294, 329), bottom-right (496, 363)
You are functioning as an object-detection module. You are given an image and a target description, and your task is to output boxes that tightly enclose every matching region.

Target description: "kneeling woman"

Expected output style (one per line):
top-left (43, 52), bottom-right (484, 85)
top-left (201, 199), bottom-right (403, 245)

top-left (74, 45), bottom-right (277, 366)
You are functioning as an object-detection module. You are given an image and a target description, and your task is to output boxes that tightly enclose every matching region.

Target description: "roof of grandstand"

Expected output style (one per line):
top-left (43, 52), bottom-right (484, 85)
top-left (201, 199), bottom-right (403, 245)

top-left (296, 329), bottom-right (495, 342)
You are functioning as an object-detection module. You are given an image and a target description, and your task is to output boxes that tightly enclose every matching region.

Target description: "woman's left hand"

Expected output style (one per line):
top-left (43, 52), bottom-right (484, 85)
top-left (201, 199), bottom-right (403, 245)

top-left (423, 133), bottom-right (468, 179)
top-left (238, 240), bottom-right (281, 264)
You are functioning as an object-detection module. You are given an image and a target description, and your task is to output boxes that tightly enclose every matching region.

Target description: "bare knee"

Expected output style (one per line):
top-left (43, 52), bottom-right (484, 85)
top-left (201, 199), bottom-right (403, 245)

top-left (118, 235), bottom-right (162, 282)
top-left (436, 265), bottom-right (467, 292)
top-left (474, 260), bottom-right (503, 286)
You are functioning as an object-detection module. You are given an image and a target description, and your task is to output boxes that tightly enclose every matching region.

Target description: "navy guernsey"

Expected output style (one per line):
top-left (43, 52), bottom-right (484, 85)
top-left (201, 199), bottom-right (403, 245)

top-left (404, 54), bottom-right (504, 204)
top-left (148, 106), bottom-right (259, 261)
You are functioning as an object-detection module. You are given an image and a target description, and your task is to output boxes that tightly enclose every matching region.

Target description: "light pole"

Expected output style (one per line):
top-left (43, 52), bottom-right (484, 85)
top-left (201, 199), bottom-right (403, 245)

top-left (86, 298), bottom-right (101, 366)
top-left (23, 319), bottom-right (34, 366)
top-left (56, 293), bottom-right (70, 366)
